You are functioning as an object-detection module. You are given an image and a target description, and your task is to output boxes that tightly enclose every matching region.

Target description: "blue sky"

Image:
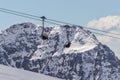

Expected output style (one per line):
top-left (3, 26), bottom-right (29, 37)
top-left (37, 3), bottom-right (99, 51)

top-left (0, 0), bottom-right (120, 57)
top-left (0, 0), bottom-right (120, 29)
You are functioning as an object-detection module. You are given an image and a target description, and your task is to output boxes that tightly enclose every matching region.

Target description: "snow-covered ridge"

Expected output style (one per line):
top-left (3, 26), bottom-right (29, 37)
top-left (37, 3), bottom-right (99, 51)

top-left (0, 22), bottom-right (120, 80)
top-left (0, 65), bottom-right (63, 80)
top-left (0, 22), bottom-right (99, 59)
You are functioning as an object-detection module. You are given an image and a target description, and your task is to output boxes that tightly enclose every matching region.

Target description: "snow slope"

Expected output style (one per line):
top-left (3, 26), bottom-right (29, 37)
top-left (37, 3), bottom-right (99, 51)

top-left (0, 65), bottom-right (63, 80)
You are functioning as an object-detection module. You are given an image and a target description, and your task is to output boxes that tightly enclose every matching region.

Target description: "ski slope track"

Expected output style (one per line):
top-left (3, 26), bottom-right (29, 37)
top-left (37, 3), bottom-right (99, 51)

top-left (0, 64), bottom-right (63, 80)
top-left (0, 22), bottom-right (120, 80)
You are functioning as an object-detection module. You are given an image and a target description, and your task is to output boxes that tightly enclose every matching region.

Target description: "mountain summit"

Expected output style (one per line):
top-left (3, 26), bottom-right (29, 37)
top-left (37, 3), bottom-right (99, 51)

top-left (0, 22), bottom-right (120, 80)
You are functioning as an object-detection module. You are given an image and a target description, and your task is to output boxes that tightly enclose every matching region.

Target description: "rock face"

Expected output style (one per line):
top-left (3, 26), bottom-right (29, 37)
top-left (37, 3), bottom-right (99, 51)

top-left (0, 22), bottom-right (120, 80)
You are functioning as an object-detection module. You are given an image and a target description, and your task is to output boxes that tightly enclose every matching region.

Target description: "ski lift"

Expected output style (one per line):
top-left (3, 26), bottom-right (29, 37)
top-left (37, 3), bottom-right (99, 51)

top-left (41, 32), bottom-right (48, 40)
top-left (64, 25), bottom-right (71, 48)
top-left (64, 41), bottom-right (71, 48)
top-left (40, 16), bottom-right (48, 40)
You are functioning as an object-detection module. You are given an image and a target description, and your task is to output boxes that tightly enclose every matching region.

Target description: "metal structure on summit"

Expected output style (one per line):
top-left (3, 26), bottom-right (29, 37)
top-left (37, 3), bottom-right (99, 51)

top-left (40, 16), bottom-right (48, 40)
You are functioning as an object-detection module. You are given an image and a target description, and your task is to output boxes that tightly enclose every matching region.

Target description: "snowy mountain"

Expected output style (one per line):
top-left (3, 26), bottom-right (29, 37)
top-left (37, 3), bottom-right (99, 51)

top-left (0, 64), bottom-right (63, 80)
top-left (0, 22), bottom-right (120, 80)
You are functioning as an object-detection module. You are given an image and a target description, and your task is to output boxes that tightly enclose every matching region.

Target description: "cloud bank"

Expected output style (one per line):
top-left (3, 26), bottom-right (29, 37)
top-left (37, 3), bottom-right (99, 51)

top-left (87, 16), bottom-right (120, 42)
top-left (87, 16), bottom-right (120, 58)
top-left (87, 16), bottom-right (120, 30)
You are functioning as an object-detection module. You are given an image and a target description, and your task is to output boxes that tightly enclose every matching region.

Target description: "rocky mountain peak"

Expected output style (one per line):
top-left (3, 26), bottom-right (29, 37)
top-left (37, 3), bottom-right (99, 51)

top-left (0, 22), bottom-right (119, 80)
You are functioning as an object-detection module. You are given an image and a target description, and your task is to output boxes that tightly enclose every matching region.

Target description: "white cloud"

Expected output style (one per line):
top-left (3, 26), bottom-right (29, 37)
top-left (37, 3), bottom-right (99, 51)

top-left (87, 16), bottom-right (120, 30)
top-left (97, 35), bottom-right (111, 43)
top-left (87, 16), bottom-right (120, 59)
top-left (87, 16), bottom-right (120, 43)
top-left (115, 53), bottom-right (120, 59)
top-left (97, 31), bottom-right (120, 42)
